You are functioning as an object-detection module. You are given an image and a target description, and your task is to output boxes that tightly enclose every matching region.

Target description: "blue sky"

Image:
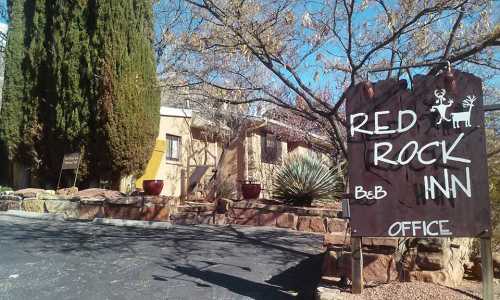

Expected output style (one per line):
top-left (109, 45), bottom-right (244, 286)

top-left (0, 0), bottom-right (6, 25)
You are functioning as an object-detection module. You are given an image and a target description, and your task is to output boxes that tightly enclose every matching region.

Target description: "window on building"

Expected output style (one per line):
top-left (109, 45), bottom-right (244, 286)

top-left (261, 133), bottom-right (282, 164)
top-left (166, 134), bottom-right (181, 161)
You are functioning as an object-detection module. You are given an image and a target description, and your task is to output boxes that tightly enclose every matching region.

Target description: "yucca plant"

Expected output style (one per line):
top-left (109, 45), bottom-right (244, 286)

top-left (273, 155), bottom-right (344, 206)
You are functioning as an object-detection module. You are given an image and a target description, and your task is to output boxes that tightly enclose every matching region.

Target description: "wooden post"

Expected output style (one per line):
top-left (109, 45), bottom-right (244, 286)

top-left (480, 237), bottom-right (493, 300)
top-left (180, 169), bottom-right (187, 202)
top-left (351, 237), bottom-right (363, 294)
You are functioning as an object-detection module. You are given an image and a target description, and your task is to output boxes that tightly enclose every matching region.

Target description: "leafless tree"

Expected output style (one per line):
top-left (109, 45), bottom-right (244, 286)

top-left (156, 0), bottom-right (500, 157)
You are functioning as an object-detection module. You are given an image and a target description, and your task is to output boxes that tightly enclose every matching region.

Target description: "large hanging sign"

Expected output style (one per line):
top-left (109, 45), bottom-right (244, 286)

top-left (346, 71), bottom-right (490, 237)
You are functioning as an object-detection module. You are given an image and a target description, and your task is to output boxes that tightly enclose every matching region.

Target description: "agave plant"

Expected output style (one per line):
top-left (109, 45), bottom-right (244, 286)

top-left (273, 155), bottom-right (344, 206)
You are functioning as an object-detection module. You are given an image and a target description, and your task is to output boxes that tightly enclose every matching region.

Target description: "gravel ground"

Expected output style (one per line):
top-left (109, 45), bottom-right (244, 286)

top-left (320, 280), bottom-right (500, 300)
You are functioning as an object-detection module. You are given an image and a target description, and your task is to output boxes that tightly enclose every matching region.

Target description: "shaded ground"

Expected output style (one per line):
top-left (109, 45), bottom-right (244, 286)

top-left (0, 215), bottom-right (324, 300)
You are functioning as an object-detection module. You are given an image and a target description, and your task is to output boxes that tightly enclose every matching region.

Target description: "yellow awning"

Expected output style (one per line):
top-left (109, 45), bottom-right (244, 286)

top-left (135, 139), bottom-right (166, 189)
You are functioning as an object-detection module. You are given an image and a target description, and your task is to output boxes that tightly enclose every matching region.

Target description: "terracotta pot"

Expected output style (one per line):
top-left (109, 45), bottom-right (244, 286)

top-left (241, 183), bottom-right (261, 200)
top-left (143, 180), bottom-right (164, 196)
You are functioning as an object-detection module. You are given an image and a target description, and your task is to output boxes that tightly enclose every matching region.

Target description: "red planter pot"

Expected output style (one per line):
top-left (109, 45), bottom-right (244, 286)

top-left (143, 180), bottom-right (164, 196)
top-left (241, 183), bottom-right (261, 200)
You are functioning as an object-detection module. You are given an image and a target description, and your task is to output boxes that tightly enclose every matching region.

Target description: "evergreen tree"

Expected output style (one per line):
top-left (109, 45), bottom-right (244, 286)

top-left (39, 1), bottom-right (94, 180)
top-left (0, 0), bottom-right (45, 167)
top-left (0, 0), bottom-right (159, 187)
top-left (93, 0), bottom-right (159, 183)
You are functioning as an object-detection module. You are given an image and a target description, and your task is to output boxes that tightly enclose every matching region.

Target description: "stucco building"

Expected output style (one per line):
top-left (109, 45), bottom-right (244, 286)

top-left (134, 106), bottom-right (333, 199)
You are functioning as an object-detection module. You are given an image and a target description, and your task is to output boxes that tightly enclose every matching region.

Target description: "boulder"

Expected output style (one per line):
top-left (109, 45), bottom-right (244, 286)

top-left (297, 216), bottom-right (326, 233)
top-left (415, 238), bottom-right (447, 252)
top-left (56, 187), bottom-right (78, 196)
top-left (326, 218), bottom-right (347, 234)
top-left (469, 252), bottom-right (500, 279)
top-left (403, 237), bottom-right (473, 287)
top-left (45, 199), bottom-right (80, 219)
top-left (106, 196), bottom-right (143, 206)
top-left (276, 213), bottom-right (298, 229)
top-left (322, 248), bottom-right (398, 284)
top-left (14, 188), bottom-right (46, 199)
top-left (74, 188), bottom-right (123, 200)
top-left (258, 212), bottom-right (278, 226)
top-left (78, 204), bottom-right (104, 220)
top-left (0, 194), bottom-right (22, 202)
top-left (37, 193), bottom-right (79, 201)
top-left (21, 198), bottom-right (46, 213)
top-left (0, 200), bottom-right (21, 211)
top-left (141, 204), bottom-right (170, 222)
top-left (409, 269), bottom-right (464, 287)
top-left (415, 250), bottom-right (449, 271)
top-left (324, 233), bottom-right (350, 248)
top-left (104, 205), bottom-right (142, 220)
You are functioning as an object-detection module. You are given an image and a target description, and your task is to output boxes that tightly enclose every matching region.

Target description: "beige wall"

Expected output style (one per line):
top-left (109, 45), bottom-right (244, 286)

top-left (155, 115), bottom-right (220, 196)
top-left (138, 113), bottom-right (331, 199)
top-left (247, 133), bottom-right (288, 199)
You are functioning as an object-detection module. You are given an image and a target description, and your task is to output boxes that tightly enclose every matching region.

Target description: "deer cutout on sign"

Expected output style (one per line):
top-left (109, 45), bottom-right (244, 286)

top-left (450, 95), bottom-right (476, 128)
top-left (430, 89), bottom-right (453, 125)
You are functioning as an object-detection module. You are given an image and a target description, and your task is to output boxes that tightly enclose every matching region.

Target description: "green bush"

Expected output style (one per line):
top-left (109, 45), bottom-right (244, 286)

top-left (0, 186), bottom-right (13, 193)
top-left (273, 155), bottom-right (344, 206)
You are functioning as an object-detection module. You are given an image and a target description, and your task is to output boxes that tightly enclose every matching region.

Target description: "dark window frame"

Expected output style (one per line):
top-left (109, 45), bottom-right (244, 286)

top-left (166, 134), bottom-right (181, 161)
top-left (261, 133), bottom-right (282, 164)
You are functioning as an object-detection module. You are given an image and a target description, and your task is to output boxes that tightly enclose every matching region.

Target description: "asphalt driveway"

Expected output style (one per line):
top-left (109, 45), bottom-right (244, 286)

top-left (0, 215), bottom-right (324, 300)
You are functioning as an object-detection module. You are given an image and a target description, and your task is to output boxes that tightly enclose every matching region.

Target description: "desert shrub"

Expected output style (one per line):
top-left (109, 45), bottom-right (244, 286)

top-left (273, 155), bottom-right (344, 206)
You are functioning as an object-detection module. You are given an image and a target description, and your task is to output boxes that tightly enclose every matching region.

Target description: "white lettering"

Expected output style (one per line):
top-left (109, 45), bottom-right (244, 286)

top-left (451, 167), bottom-right (471, 198)
top-left (374, 142), bottom-right (396, 166)
top-left (354, 185), bottom-right (387, 200)
top-left (397, 110), bottom-right (417, 133)
top-left (388, 222), bottom-right (401, 236)
top-left (442, 133), bottom-right (471, 164)
top-left (397, 141), bottom-right (418, 165)
top-left (439, 220), bottom-right (452, 236)
top-left (417, 141), bottom-right (440, 165)
top-left (426, 220), bottom-right (439, 236)
top-left (425, 168), bottom-right (450, 199)
top-left (350, 113), bottom-right (372, 137)
top-left (387, 220), bottom-right (453, 237)
top-left (374, 111), bottom-right (396, 135)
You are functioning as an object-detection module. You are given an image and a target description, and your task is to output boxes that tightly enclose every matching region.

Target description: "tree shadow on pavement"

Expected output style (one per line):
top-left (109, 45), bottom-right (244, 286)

top-left (1, 216), bottom-right (324, 299)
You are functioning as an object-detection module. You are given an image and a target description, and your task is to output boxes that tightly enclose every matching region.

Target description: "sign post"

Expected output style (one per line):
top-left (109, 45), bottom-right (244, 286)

top-left (57, 152), bottom-right (81, 189)
top-left (346, 70), bottom-right (492, 297)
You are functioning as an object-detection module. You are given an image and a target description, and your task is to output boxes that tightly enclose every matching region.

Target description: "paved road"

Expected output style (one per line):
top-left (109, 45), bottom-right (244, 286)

top-left (0, 215), bottom-right (324, 300)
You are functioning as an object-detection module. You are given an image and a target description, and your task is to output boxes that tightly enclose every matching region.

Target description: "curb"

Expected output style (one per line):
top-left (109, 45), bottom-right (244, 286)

top-left (1, 210), bottom-right (66, 221)
top-left (93, 218), bottom-right (172, 229)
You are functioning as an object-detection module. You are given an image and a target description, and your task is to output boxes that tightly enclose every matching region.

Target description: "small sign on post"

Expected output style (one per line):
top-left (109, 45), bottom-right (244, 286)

top-left (57, 152), bottom-right (81, 189)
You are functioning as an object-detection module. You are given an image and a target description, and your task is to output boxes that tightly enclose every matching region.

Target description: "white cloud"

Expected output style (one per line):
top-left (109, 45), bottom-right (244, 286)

top-left (0, 23), bottom-right (8, 34)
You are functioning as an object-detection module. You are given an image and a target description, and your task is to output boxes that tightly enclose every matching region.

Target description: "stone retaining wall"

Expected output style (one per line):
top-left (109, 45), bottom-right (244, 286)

top-left (0, 193), bottom-right (344, 234)
top-left (0, 192), bottom-right (180, 222)
top-left (221, 199), bottom-right (345, 233)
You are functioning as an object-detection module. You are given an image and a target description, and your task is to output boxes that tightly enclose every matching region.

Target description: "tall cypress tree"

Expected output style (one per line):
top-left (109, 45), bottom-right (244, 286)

top-left (0, 0), bottom-right (26, 161)
top-left (0, 0), bottom-right (159, 187)
top-left (93, 0), bottom-right (159, 183)
top-left (0, 0), bottom-right (45, 167)
top-left (38, 1), bottom-right (94, 180)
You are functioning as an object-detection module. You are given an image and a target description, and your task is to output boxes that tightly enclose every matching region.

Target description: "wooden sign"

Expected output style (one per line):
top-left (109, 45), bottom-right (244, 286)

top-left (61, 152), bottom-right (80, 170)
top-left (346, 71), bottom-right (490, 237)
top-left (57, 152), bottom-right (81, 189)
